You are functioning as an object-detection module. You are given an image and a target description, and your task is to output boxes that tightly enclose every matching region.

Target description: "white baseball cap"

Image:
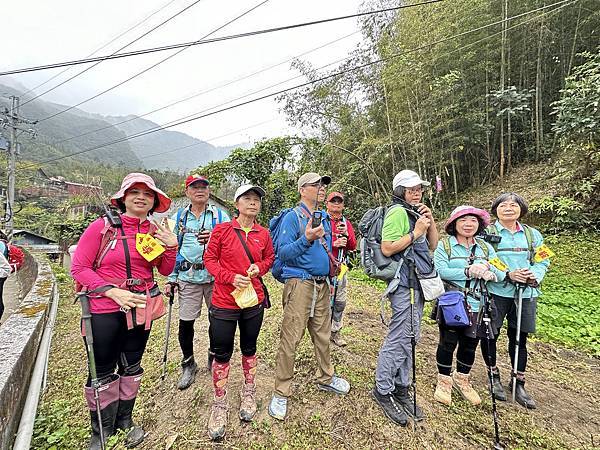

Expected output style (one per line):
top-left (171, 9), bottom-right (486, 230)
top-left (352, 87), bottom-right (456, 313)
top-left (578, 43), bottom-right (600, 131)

top-left (234, 184), bottom-right (266, 201)
top-left (392, 170), bottom-right (431, 190)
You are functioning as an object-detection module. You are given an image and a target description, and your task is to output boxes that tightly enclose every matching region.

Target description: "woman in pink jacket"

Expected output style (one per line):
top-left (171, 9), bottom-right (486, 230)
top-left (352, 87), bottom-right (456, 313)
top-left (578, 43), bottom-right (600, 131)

top-left (71, 173), bottom-right (177, 449)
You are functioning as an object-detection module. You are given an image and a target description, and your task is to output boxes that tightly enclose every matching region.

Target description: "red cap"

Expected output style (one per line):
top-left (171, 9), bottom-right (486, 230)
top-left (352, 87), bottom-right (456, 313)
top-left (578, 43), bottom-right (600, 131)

top-left (327, 191), bottom-right (344, 202)
top-left (185, 174), bottom-right (209, 188)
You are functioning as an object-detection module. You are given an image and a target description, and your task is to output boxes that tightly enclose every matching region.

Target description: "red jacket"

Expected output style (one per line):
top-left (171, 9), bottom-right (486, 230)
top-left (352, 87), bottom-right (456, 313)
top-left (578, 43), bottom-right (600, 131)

top-left (204, 218), bottom-right (275, 309)
top-left (329, 215), bottom-right (357, 259)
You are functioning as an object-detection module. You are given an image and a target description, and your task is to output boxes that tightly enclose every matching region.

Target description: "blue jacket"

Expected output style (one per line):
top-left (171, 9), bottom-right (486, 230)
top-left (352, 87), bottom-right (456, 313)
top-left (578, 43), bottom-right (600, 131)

top-left (277, 202), bottom-right (332, 280)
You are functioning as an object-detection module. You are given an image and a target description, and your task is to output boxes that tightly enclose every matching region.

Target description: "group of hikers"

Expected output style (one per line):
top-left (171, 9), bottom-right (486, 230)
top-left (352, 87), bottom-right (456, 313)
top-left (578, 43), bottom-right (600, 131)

top-left (70, 168), bottom-right (550, 449)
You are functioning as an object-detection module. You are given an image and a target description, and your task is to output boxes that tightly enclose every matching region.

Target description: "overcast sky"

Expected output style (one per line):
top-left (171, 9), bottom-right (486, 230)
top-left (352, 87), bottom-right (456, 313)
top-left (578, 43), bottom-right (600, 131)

top-left (2, 0), bottom-right (367, 151)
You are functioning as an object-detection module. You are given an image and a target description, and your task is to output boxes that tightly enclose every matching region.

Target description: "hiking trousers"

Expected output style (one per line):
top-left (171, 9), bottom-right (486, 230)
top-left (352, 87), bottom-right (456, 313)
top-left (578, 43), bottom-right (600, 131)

top-left (274, 278), bottom-right (334, 398)
top-left (375, 286), bottom-right (425, 395)
top-left (331, 273), bottom-right (348, 333)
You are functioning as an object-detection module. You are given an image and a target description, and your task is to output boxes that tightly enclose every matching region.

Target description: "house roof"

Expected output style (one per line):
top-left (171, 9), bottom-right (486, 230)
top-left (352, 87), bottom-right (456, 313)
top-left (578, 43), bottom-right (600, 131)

top-left (12, 229), bottom-right (57, 244)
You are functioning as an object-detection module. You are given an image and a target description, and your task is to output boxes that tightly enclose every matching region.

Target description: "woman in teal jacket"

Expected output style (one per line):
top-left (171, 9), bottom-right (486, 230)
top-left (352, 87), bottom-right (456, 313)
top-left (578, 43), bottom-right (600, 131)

top-left (481, 193), bottom-right (550, 409)
top-left (433, 206), bottom-right (505, 407)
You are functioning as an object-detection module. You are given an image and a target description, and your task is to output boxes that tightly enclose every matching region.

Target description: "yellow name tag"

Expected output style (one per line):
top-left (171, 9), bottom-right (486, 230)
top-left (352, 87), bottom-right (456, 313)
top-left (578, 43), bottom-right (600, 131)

top-left (338, 263), bottom-right (348, 280)
top-left (489, 257), bottom-right (508, 272)
top-left (534, 244), bottom-right (555, 263)
top-left (135, 233), bottom-right (165, 262)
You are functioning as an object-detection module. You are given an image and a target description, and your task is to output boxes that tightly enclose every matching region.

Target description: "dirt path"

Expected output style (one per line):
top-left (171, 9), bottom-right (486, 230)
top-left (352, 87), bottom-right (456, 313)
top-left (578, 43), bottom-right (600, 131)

top-left (132, 279), bottom-right (599, 450)
top-left (35, 275), bottom-right (600, 449)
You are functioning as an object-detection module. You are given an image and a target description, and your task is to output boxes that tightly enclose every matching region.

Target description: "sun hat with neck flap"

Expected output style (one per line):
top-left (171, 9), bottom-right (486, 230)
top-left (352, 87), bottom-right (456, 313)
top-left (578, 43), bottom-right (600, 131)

top-left (111, 172), bottom-right (171, 213)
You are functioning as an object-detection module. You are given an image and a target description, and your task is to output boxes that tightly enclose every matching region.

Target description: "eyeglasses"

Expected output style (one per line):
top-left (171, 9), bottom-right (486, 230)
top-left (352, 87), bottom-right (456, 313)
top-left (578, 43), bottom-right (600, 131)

top-left (406, 186), bottom-right (423, 194)
top-left (328, 198), bottom-right (344, 204)
top-left (303, 182), bottom-right (322, 188)
top-left (188, 183), bottom-right (209, 190)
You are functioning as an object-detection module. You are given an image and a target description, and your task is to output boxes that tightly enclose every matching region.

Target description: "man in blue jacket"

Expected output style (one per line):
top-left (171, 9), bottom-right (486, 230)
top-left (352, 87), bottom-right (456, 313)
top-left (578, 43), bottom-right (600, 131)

top-left (268, 172), bottom-right (351, 420)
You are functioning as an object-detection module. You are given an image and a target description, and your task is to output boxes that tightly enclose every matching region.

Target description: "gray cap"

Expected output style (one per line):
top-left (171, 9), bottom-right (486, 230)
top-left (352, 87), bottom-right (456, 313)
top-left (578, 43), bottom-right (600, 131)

top-left (297, 172), bottom-right (331, 191)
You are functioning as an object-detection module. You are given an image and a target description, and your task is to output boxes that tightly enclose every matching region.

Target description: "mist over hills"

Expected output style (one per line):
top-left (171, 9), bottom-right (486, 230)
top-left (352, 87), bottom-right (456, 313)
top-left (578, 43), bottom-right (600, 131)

top-left (0, 81), bottom-right (240, 171)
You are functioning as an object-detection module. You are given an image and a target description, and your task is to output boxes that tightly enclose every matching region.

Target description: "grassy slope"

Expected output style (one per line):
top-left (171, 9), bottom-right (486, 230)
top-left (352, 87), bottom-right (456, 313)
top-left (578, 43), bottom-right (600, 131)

top-left (32, 261), bottom-right (599, 450)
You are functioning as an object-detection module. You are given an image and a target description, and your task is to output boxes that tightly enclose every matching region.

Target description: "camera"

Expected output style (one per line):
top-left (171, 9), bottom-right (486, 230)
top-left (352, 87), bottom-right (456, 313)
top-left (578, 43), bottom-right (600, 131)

top-left (311, 211), bottom-right (323, 228)
top-left (479, 232), bottom-right (502, 244)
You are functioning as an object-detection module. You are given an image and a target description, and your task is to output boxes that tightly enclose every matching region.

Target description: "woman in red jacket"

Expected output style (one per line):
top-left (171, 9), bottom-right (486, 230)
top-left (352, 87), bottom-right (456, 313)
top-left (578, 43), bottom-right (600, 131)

top-left (71, 173), bottom-right (177, 449)
top-left (204, 184), bottom-right (274, 441)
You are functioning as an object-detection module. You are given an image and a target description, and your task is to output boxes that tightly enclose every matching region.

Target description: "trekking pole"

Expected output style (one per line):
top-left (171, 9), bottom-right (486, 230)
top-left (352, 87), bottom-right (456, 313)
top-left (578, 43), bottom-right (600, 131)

top-left (477, 280), bottom-right (504, 450)
top-left (330, 248), bottom-right (344, 318)
top-left (79, 292), bottom-right (106, 450)
top-left (161, 282), bottom-right (177, 381)
top-left (511, 284), bottom-right (525, 403)
top-left (408, 259), bottom-right (418, 423)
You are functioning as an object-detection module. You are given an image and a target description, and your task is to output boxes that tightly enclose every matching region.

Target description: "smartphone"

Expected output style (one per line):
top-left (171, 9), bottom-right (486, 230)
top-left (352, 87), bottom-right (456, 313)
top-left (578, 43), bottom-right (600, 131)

top-left (311, 211), bottom-right (323, 228)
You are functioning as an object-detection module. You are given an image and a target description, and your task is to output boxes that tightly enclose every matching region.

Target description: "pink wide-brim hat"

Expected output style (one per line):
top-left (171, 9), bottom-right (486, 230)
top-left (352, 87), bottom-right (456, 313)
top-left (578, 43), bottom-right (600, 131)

top-left (111, 172), bottom-right (171, 213)
top-left (444, 205), bottom-right (491, 233)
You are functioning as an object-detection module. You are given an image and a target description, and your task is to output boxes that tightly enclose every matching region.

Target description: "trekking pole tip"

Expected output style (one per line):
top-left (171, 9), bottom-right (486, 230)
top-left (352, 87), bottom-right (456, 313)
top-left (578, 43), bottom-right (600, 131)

top-left (493, 443), bottom-right (505, 450)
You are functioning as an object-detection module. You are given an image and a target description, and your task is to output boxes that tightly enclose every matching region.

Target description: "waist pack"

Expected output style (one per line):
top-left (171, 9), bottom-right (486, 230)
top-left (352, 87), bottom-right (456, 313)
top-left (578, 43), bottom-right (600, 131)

top-left (437, 291), bottom-right (471, 327)
top-left (416, 268), bottom-right (445, 301)
top-left (130, 287), bottom-right (166, 330)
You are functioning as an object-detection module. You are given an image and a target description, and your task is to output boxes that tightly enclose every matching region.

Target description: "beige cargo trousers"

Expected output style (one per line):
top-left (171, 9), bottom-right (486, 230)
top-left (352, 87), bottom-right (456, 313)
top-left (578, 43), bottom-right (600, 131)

top-left (273, 278), bottom-right (335, 397)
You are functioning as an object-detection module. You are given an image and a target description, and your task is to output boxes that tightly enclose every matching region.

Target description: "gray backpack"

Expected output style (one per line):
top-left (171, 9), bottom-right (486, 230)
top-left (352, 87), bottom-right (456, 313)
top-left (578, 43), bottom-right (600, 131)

top-left (359, 204), bottom-right (403, 281)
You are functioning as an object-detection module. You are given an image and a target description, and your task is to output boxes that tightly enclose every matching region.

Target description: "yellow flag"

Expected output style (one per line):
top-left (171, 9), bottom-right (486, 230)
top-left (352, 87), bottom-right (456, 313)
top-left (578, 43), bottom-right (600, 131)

top-left (534, 244), bottom-right (555, 263)
top-left (338, 263), bottom-right (349, 280)
top-left (489, 257), bottom-right (508, 272)
top-left (135, 233), bottom-right (165, 262)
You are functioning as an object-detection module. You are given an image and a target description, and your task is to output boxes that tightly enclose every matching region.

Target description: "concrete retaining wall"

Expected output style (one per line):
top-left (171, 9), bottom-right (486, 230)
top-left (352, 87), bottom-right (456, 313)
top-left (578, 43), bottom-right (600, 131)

top-left (0, 252), bottom-right (56, 450)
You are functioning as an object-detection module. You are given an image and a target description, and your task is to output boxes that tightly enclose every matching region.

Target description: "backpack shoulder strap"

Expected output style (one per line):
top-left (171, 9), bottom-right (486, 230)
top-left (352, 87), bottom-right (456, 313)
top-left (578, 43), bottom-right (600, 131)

top-left (522, 224), bottom-right (535, 264)
top-left (474, 237), bottom-right (489, 258)
top-left (442, 236), bottom-right (452, 259)
top-left (486, 223), bottom-right (500, 251)
top-left (93, 216), bottom-right (119, 269)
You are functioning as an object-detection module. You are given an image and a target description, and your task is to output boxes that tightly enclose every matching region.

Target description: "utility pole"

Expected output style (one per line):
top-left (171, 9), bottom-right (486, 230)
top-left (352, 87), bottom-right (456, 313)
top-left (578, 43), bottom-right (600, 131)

top-left (1, 96), bottom-right (36, 239)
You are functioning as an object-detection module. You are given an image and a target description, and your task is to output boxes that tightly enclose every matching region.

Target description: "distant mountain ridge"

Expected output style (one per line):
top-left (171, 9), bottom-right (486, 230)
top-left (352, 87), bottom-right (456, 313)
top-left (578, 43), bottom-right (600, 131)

top-left (0, 81), bottom-right (241, 171)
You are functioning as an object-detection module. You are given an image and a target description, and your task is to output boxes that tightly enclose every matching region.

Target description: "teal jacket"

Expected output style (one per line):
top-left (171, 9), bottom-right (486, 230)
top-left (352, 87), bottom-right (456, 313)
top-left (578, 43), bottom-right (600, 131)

top-left (486, 221), bottom-right (549, 299)
top-left (167, 204), bottom-right (230, 284)
top-left (434, 236), bottom-right (505, 312)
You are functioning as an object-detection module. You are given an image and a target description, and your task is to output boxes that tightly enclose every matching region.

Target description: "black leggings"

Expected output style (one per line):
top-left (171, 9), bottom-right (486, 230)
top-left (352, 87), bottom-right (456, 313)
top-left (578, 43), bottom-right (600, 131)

top-left (83, 312), bottom-right (151, 386)
top-left (480, 327), bottom-right (528, 372)
top-left (209, 307), bottom-right (264, 363)
top-left (178, 319), bottom-right (195, 360)
top-left (436, 326), bottom-right (479, 376)
top-left (0, 277), bottom-right (5, 320)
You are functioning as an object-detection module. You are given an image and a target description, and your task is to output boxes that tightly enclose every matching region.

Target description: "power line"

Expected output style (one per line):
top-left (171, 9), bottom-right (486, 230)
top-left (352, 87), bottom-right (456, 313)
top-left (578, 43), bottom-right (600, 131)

top-left (28, 0), bottom-right (573, 168)
top-left (20, 0), bottom-right (179, 98)
top-left (139, 0), bottom-right (571, 163)
top-left (34, 0), bottom-right (270, 123)
top-left (2, 0), bottom-right (444, 77)
top-left (20, 0), bottom-right (204, 107)
top-left (143, 117), bottom-right (279, 160)
top-left (51, 31), bottom-right (359, 146)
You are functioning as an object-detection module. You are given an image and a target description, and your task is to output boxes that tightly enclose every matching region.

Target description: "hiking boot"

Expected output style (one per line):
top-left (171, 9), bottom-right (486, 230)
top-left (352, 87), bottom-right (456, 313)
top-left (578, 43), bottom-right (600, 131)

top-left (330, 331), bottom-right (347, 347)
top-left (392, 385), bottom-right (424, 421)
top-left (85, 376), bottom-right (119, 450)
top-left (268, 394), bottom-right (288, 421)
top-left (317, 375), bottom-right (351, 395)
top-left (116, 373), bottom-right (146, 448)
top-left (177, 356), bottom-right (198, 390)
top-left (239, 383), bottom-right (257, 422)
top-left (208, 394), bottom-right (228, 441)
top-left (452, 371), bottom-right (481, 406)
top-left (371, 388), bottom-right (408, 426)
top-left (509, 379), bottom-right (536, 409)
top-left (434, 373), bottom-right (452, 406)
top-left (489, 369), bottom-right (507, 401)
